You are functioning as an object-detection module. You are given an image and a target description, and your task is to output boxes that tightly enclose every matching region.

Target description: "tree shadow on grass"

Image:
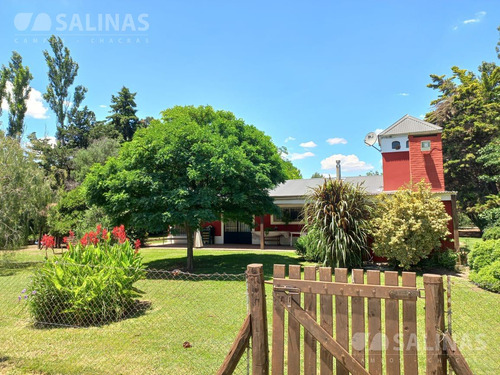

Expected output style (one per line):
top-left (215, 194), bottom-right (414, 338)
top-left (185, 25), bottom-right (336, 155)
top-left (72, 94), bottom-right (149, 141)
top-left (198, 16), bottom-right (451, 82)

top-left (144, 251), bottom-right (306, 280)
top-left (0, 261), bottom-right (41, 277)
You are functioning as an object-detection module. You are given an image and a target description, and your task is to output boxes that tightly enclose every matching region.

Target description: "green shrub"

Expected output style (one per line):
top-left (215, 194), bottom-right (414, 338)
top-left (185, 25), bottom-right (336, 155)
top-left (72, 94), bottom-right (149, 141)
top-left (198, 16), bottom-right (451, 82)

top-left (295, 233), bottom-right (323, 262)
top-left (468, 239), bottom-right (500, 271)
top-left (371, 181), bottom-right (451, 269)
top-left (26, 226), bottom-right (146, 326)
top-left (469, 259), bottom-right (500, 293)
top-left (417, 249), bottom-right (457, 271)
top-left (482, 226), bottom-right (500, 241)
top-left (468, 239), bottom-right (500, 292)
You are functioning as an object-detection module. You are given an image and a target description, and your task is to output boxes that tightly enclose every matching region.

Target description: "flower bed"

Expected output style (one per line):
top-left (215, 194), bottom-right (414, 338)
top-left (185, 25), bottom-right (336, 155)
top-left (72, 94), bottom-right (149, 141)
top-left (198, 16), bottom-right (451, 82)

top-left (26, 225), bottom-right (146, 326)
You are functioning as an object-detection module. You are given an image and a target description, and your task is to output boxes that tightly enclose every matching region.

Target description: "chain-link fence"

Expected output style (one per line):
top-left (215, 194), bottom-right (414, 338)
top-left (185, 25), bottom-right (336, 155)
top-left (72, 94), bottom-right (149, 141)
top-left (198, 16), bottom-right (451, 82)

top-left (0, 259), bottom-right (250, 375)
top-left (446, 275), bottom-right (500, 375)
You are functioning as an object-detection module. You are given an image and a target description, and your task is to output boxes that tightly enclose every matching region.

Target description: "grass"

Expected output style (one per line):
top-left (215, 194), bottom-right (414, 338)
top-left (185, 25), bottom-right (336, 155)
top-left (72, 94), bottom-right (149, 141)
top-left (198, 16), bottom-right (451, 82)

top-left (459, 236), bottom-right (482, 250)
top-left (0, 246), bottom-right (498, 374)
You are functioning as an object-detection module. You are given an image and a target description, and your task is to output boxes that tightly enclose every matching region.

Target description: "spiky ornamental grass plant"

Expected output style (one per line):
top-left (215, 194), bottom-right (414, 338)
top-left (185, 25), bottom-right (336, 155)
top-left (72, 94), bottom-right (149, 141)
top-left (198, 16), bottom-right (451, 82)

top-left (302, 178), bottom-right (375, 268)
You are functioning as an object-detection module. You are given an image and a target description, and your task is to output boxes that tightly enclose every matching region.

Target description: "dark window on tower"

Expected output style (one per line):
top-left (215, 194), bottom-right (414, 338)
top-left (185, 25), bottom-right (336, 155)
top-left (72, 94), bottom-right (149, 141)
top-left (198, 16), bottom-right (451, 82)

top-left (406, 140), bottom-right (409, 148)
top-left (392, 141), bottom-right (401, 150)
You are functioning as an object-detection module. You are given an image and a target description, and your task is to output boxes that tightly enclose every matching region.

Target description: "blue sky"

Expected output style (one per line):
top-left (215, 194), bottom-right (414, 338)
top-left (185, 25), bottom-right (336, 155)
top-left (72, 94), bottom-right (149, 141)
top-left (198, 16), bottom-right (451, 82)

top-left (1, 0), bottom-right (499, 178)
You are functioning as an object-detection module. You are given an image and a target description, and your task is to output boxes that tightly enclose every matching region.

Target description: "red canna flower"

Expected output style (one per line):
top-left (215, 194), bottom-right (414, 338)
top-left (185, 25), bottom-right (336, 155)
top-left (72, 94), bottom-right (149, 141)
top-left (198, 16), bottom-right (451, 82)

top-left (134, 239), bottom-right (141, 253)
top-left (112, 225), bottom-right (127, 244)
top-left (96, 224), bottom-right (102, 235)
top-left (102, 228), bottom-right (108, 240)
top-left (80, 234), bottom-right (88, 246)
top-left (41, 234), bottom-right (55, 249)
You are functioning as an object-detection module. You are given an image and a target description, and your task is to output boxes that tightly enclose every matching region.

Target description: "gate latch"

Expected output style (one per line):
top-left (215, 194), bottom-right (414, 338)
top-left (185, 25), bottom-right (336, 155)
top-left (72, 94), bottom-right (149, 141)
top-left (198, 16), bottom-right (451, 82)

top-left (274, 285), bottom-right (301, 307)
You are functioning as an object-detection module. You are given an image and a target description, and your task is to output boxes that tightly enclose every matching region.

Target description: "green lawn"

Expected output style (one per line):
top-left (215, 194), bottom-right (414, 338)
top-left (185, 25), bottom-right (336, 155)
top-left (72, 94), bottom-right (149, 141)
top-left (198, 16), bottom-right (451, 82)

top-left (0, 246), bottom-right (498, 374)
top-left (459, 236), bottom-right (482, 249)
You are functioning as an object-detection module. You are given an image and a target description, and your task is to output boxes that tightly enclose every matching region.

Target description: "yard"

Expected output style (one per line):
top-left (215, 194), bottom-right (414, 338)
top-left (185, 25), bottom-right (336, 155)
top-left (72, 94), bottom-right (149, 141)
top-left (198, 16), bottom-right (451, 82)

top-left (0, 245), bottom-right (498, 374)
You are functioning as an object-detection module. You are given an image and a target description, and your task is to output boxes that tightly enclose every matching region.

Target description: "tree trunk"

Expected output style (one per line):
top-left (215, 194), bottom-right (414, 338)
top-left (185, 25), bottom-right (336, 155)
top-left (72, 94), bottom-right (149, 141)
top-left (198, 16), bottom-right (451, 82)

top-left (186, 225), bottom-right (194, 272)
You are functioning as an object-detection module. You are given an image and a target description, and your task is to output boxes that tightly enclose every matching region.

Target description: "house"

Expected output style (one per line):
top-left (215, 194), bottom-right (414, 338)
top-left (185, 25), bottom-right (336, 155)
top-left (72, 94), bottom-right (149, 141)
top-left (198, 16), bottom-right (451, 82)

top-left (169, 114), bottom-right (458, 249)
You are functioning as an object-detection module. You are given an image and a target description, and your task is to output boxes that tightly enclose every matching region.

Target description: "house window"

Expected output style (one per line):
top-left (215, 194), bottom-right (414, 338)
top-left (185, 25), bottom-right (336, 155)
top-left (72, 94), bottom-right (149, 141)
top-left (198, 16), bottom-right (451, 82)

top-left (391, 141), bottom-right (401, 150)
top-left (421, 140), bottom-right (431, 151)
top-left (406, 140), bottom-right (409, 149)
top-left (271, 207), bottom-right (303, 224)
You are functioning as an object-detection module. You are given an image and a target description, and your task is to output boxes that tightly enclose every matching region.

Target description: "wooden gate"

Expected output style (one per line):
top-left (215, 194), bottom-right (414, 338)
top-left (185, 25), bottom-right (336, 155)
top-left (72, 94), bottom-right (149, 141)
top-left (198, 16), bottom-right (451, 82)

top-left (218, 264), bottom-right (473, 375)
top-left (272, 265), bottom-right (423, 375)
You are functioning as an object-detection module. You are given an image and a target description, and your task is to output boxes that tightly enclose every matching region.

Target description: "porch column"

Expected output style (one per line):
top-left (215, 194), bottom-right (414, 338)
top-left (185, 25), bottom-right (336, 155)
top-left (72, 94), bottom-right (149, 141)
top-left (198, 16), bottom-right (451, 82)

top-left (260, 215), bottom-right (265, 250)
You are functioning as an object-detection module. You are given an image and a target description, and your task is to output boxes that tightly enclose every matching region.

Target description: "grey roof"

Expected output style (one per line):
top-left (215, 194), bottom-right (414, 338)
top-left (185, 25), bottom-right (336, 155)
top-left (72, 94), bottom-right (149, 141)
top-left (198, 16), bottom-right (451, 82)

top-left (378, 114), bottom-right (442, 137)
top-left (269, 175), bottom-right (384, 198)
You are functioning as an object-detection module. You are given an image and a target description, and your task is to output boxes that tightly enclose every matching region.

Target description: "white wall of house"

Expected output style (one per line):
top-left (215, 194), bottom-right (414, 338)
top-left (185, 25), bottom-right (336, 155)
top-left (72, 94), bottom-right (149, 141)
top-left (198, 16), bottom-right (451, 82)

top-left (380, 135), bottom-right (409, 153)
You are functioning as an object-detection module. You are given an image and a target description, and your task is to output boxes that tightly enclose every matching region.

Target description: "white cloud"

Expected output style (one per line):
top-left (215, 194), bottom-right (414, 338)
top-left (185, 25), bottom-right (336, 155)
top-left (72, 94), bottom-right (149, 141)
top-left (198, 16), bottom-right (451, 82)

top-left (321, 154), bottom-right (374, 172)
top-left (326, 137), bottom-right (347, 145)
top-left (299, 141), bottom-right (317, 148)
top-left (41, 136), bottom-right (57, 147)
top-left (290, 151), bottom-right (315, 161)
top-left (1, 82), bottom-right (49, 119)
top-left (398, 93), bottom-right (410, 97)
top-left (26, 135), bottom-right (57, 150)
top-left (463, 11), bottom-right (486, 24)
top-left (99, 104), bottom-right (107, 108)
top-left (284, 136), bottom-right (295, 143)
top-left (26, 88), bottom-right (49, 119)
top-left (419, 114), bottom-right (425, 119)
top-left (374, 128), bottom-right (384, 135)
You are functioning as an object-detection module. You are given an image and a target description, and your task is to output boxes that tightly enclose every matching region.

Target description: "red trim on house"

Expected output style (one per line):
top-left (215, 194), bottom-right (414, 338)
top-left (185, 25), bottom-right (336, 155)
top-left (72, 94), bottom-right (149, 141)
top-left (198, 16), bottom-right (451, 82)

top-left (254, 215), bottom-right (303, 232)
top-left (202, 221), bottom-right (221, 236)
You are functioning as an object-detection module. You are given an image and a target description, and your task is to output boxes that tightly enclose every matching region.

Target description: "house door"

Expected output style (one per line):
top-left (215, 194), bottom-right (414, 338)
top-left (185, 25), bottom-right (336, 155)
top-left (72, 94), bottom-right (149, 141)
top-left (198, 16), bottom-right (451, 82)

top-left (224, 221), bottom-right (252, 244)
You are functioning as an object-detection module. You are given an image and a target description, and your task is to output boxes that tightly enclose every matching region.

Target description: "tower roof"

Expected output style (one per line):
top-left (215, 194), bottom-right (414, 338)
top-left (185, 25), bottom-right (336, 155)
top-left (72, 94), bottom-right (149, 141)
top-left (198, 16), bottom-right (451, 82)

top-left (378, 114), bottom-right (442, 138)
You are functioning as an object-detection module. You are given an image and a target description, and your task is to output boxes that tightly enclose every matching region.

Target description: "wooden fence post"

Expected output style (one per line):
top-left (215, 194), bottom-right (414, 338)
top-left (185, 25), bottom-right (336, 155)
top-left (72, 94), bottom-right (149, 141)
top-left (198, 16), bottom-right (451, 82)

top-left (424, 274), bottom-right (447, 375)
top-left (247, 264), bottom-right (269, 375)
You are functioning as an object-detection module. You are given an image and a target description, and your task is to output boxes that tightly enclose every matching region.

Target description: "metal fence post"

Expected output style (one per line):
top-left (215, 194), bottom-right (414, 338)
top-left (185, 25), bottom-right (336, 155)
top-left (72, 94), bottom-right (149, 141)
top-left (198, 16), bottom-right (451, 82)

top-left (424, 274), bottom-right (447, 375)
top-left (247, 264), bottom-right (269, 375)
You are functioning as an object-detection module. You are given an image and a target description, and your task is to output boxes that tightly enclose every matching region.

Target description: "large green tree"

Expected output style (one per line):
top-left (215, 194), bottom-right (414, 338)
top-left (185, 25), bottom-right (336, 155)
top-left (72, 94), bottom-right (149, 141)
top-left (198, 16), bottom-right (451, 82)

top-left (27, 133), bottom-right (72, 189)
top-left (73, 137), bottom-right (121, 183)
top-left (43, 35), bottom-right (86, 145)
top-left (107, 86), bottom-right (139, 142)
top-left (426, 61), bottom-right (500, 227)
top-left (0, 131), bottom-right (53, 249)
top-left (86, 105), bottom-right (286, 271)
top-left (5, 52), bottom-right (32, 140)
top-left (278, 146), bottom-right (302, 179)
top-left (64, 105), bottom-right (97, 149)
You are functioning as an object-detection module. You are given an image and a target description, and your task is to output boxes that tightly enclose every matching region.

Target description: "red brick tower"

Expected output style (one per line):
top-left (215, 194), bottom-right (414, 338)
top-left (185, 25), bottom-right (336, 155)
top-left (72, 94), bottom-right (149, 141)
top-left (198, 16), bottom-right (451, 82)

top-left (378, 114), bottom-right (445, 191)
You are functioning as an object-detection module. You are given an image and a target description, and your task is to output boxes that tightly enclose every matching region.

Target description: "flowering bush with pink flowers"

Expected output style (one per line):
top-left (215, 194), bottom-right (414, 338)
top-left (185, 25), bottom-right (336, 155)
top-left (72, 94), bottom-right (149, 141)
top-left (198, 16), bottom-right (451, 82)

top-left (28, 225), bottom-right (146, 326)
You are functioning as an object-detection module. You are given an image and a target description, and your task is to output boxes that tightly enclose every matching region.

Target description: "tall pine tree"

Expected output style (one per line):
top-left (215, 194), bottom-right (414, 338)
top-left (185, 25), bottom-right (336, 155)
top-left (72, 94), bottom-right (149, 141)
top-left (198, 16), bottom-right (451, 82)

top-left (107, 86), bottom-right (139, 142)
top-left (426, 61), bottom-right (500, 226)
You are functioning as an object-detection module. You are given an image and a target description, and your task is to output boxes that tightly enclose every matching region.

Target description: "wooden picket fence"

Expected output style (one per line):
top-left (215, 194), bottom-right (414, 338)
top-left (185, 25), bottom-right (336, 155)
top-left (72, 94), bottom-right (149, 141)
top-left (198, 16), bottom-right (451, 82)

top-left (218, 264), bottom-right (473, 375)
